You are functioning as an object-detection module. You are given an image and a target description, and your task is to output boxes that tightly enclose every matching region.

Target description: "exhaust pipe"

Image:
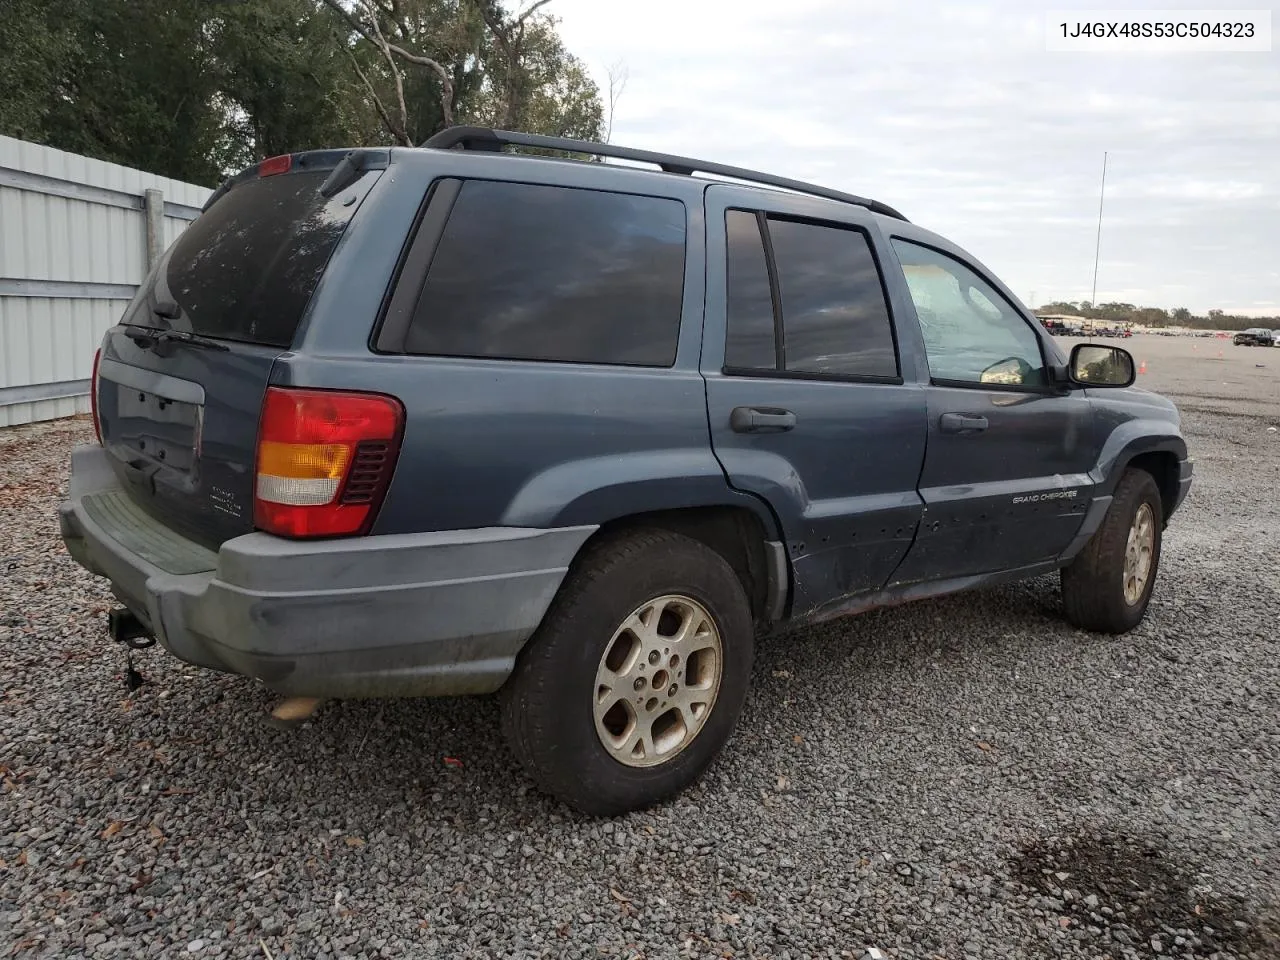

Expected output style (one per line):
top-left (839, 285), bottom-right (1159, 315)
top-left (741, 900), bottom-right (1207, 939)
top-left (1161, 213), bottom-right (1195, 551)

top-left (108, 607), bottom-right (156, 649)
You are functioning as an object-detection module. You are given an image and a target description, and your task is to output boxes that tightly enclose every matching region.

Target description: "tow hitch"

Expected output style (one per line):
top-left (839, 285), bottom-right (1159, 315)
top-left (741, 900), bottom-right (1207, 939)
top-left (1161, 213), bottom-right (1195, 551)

top-left (108, 607), bottom-right (154, 692)
top-left (109, 607), bottom-right (156, 649)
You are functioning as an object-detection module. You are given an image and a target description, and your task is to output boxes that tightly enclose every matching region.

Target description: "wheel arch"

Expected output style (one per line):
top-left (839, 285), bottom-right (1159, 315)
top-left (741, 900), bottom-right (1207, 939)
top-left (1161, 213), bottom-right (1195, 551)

top-left (577, 505), bottom-right (789, 627)
top-left (1123, 450), bottom-right (1181, 523)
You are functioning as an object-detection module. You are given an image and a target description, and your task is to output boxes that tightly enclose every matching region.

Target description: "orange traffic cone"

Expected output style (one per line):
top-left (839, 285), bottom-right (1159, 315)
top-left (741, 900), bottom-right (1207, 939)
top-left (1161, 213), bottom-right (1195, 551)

top-left (1138, 360), bottom-right (1147, 374)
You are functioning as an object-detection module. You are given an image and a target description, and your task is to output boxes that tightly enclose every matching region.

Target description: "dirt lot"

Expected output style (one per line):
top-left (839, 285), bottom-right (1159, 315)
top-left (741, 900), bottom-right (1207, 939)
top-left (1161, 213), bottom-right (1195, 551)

top-left (1065, 333), bottom-right (1280, 421)
top-left (1, 335), bottom-right (1278, 959)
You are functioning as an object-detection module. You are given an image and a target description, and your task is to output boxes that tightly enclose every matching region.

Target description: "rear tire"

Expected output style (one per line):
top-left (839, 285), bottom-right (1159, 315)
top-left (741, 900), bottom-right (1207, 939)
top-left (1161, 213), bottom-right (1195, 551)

top-left (501, 529), bottom-right (754, 816)
top-left (1061, 469), bottom-right (1163, 634)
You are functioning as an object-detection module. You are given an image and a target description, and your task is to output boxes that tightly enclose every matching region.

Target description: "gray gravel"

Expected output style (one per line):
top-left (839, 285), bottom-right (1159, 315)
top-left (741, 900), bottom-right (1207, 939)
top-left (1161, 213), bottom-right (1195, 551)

top-left (2, 372), bottom-right (1279, 959)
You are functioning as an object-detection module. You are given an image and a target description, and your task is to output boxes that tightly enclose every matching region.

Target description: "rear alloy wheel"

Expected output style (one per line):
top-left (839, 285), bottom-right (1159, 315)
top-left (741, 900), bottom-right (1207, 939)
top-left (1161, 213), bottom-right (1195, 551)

top-left (593, 595), bottom-right (723, 768)
top-left (502, 530), bottom-right (753, 816)
top-left (1062, 468), bottom-right (1164, 634)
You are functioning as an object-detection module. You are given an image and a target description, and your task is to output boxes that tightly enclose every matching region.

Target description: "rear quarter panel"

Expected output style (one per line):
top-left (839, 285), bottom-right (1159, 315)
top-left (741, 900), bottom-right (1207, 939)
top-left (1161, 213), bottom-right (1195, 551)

top-left (284, 152), bottom-right (770, 536)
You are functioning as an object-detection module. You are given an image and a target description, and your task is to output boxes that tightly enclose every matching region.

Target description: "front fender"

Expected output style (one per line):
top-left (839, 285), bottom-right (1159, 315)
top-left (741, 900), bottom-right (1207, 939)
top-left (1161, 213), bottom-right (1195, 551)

top-left (1093, 422), bottom-right (1188, 494)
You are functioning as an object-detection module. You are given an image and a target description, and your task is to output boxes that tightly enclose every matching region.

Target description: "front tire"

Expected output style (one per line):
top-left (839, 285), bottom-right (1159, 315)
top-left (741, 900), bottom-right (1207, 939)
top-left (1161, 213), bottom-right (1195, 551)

top-left (501, 529), bottom-right (754, 816)
top-left (1061, 469), bottom-right (1164, 634)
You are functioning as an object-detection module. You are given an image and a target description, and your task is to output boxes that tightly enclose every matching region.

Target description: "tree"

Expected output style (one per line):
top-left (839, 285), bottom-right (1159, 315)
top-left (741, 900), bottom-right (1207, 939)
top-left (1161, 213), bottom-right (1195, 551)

top-left (209, 0), bottom-right (379, 167)
top-left (19, 0), bottom-right (230, 184)
top-left (320, 0), bottom-right (603, 146)
top-left (0, 0), bottom-right (84, 142)
top-left (1171, 307), bottom-right (1192, 323)
top-left (0, 0), bottom-right (604, 183)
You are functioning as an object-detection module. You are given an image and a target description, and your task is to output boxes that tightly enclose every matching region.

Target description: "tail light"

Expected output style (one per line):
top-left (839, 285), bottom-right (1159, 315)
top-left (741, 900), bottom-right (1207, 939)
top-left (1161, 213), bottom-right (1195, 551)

top-left (254, 387), bottom-right (404, 538)
top-left (258, 154), bottom-right (292, 177)
top-left (90, 348), bottom-right (103, 444)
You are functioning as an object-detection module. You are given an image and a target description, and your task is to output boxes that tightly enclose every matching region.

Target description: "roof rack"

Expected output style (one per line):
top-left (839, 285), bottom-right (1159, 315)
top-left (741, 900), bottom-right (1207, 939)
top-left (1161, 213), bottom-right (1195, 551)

top-left (421, 126), bottom-right (908, 222)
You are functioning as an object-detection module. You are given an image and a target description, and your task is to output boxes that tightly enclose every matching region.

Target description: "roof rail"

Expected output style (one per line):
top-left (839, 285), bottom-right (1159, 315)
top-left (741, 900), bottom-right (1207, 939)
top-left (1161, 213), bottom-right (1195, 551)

top-left (421, 126), bottom-right (908, 222)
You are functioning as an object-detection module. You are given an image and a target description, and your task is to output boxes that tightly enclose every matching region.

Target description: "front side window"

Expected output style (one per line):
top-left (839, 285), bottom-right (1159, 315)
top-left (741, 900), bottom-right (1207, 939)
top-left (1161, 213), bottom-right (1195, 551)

top-left (725, 212), bottom-right (898, 379)
top-left (892, 240), bottom-right (1045, 387)
top-left (405, 180), bottom-right (687, 366)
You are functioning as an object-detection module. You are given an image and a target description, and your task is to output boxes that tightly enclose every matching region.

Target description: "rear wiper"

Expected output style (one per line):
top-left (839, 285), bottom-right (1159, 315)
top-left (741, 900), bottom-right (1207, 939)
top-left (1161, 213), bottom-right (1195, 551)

top-left (120, 323), bottom-right (229, 353)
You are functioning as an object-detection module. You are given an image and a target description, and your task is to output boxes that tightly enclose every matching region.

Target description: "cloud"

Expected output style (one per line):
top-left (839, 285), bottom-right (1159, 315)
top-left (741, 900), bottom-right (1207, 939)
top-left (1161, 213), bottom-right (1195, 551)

top-left (549, 0), bottom-right (1280, 315)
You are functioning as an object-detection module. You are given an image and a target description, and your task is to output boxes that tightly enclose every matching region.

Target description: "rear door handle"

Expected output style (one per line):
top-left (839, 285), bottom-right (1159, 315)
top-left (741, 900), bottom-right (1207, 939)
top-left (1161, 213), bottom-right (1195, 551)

top-left (939, 412), bottom-right (989, 434)
top-left (730, 406), bottom-right (797, 433)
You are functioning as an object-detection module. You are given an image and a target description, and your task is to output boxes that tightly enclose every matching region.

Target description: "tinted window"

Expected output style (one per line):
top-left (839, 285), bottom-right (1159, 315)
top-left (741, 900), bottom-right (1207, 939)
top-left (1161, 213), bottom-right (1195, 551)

top-left (405, 181), bottom-right (686, 366)
top-left (723, 215), bottom-right (897, 379)
top-left (892, 240), bottom-right (1045, 387)
top-left (725, 210), bottom-right (777, 369)
top-left (122, 171), bottom-right (367, 348)
top-left (770, 219), bottom-right (896, 378)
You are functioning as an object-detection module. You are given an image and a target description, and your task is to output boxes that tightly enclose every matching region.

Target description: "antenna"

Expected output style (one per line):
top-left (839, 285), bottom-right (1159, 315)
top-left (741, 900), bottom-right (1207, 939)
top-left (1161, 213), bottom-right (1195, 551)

top-left (1090, 151), bottom-right (1108, 305)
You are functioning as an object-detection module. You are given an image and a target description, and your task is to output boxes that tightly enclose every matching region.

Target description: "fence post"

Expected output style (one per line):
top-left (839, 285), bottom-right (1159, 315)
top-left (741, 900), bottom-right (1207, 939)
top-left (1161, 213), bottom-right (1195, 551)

top-left (144, 189), bottom-right (165, 269)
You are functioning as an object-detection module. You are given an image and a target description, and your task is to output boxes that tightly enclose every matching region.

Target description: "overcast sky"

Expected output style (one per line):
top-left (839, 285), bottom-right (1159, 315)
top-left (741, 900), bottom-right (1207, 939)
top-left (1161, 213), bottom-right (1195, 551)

top-left (549, 0), bottom-right (1279, 316)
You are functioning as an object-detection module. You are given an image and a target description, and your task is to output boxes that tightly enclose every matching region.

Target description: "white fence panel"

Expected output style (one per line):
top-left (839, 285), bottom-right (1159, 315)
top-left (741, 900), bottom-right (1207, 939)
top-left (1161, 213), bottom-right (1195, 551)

top-left (0, 135), bottom-right (211, 427)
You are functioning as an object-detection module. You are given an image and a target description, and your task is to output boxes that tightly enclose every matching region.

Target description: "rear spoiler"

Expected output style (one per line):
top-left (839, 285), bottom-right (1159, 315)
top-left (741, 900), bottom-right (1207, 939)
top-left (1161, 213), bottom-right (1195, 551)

top-left (201, 148), bottom-right (391, 214)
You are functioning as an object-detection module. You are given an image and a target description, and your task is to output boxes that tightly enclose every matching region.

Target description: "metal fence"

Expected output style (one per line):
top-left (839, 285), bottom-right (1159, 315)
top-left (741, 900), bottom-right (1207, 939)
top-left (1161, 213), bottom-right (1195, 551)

top-left (0, 135), bottom-right (211, 427)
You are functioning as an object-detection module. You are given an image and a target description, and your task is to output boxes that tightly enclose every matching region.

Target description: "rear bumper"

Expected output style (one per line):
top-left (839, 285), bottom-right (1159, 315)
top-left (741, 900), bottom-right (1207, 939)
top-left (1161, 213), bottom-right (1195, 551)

top-left (59, 446), bottom-right (595, 697)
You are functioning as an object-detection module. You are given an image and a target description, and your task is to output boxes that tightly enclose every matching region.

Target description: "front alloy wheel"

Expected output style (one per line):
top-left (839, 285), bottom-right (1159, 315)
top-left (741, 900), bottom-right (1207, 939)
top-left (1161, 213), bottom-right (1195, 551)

top-left (1061, 468), bottom-right (1164, 634)
top-left (1122, 503), bottom-right (1156, 605)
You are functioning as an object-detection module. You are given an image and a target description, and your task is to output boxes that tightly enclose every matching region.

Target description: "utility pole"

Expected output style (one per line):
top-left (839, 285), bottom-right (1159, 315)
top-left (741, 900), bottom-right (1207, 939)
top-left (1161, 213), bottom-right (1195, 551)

top-left (1091, 152), bottom-right (1108, 306)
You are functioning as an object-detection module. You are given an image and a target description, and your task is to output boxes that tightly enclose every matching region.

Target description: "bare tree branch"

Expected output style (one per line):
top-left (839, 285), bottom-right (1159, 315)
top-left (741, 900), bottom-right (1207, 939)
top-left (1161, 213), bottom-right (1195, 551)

top-left (605, 60), bottom-right (628, 143)
top-left (344, 45), bottom-right (408, 145)
top-left (321, 0), bottom-right (455, 131)
top-left (359, 0), bottom-right (410, 143)
top-left (480, 0), bottom-right (554, 129)
top-left (373, 0), bottom-right (412, 41)
top-left (515, 0), bottom-right (554, 25)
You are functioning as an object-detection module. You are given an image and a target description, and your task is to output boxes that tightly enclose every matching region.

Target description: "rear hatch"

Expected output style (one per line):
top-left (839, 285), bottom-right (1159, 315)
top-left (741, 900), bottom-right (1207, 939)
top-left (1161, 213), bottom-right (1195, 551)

top-left (95, 151), bottom-right (386, 548)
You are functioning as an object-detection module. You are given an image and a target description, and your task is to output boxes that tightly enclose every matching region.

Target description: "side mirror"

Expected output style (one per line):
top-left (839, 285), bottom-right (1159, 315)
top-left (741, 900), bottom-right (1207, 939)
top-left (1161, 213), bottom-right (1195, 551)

top-left (980, 356), bottom-right (1035, 385)
top-left (1069, 343), bottom-right (1135, 387)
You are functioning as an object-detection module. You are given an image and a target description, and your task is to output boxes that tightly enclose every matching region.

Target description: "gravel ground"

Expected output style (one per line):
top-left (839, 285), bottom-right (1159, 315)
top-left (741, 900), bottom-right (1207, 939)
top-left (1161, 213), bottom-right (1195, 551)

top-left (2, 353), bottom-right (1279, 959)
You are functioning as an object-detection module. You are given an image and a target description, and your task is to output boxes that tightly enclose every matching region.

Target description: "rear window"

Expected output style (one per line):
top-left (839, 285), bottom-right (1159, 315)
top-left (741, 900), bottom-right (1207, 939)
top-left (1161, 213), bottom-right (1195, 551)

top-left (120, 170), bottom-right (372, 348)
top-left (402, 180), bottom-right (687, 366)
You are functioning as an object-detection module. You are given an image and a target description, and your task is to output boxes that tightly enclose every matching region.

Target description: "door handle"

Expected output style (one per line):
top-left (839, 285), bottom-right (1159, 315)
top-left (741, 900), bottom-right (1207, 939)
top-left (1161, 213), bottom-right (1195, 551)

top-left (939, 412), bottom-right (989, 434)
top-left (730, 406), bottom-right (797, 433)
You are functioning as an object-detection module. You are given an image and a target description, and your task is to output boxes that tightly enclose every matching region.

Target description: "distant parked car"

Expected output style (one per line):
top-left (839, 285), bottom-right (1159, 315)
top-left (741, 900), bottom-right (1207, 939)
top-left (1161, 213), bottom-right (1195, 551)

top-left (1233, 328), bottom-right (1274, 346)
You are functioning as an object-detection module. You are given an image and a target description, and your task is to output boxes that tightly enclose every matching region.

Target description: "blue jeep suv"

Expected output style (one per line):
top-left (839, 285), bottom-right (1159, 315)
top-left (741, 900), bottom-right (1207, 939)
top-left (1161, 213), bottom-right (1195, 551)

top-left (59, 127), bottom-right (1192, 815)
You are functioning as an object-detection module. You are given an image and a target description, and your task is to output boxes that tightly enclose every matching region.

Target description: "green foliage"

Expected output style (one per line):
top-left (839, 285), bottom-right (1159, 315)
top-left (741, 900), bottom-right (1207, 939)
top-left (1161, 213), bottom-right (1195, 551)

top-left (0, 0), bottom-right (84, 142)
top-left (0, 0), bottom-right (605, 185)
top-left (210, 0), bottom-right (382, 169)
top-left (1037, 300), bottom-right (1275, 331)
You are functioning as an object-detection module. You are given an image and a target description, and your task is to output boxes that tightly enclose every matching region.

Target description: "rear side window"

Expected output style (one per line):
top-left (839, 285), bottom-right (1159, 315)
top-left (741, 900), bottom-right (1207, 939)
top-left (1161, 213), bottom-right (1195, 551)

top-left (122, 171), bottom-right (370, 348)
top-left (725, 211), bottom-right (898, 379)
top-left (725, 210), bottom-right (777, 369)
top-left (403, 181), bottom-right (687, 366)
